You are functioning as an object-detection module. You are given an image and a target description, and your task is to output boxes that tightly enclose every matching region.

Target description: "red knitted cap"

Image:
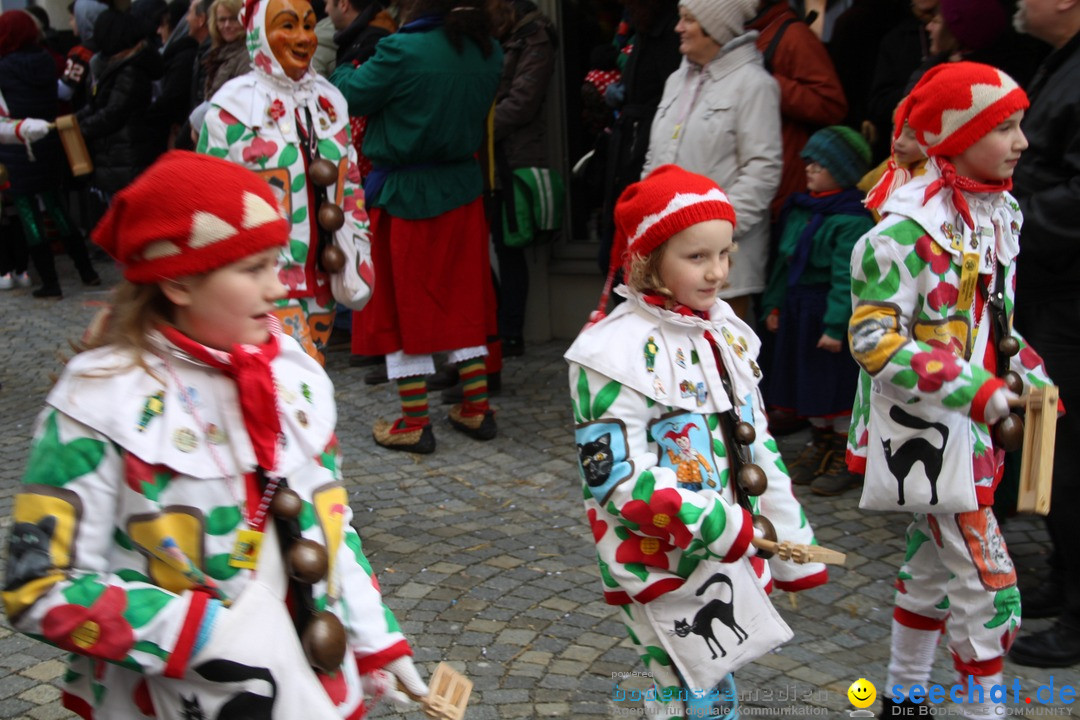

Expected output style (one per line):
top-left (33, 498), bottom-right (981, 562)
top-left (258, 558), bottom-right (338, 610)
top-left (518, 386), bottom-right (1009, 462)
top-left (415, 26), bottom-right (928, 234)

top-left (894, 61), bottom-right (1029, 159)
top-left (92, 151), bottom-right (289, 284)
top-left (611, 164), bottom-right (737, 275)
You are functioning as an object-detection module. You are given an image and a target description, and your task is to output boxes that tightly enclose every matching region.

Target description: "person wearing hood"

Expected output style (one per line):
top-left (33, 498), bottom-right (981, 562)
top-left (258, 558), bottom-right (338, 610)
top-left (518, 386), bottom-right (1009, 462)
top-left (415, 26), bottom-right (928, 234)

top-left (642, 0), bottom-right (782, 324)
top-left (0, 10), bottom-right (100, 297)
top-left (198, 0), bottom-right (372, 365)
top-left (145, 0), bottom-right (200, 146)
top-left (76, 8), bottom-right (167, 198)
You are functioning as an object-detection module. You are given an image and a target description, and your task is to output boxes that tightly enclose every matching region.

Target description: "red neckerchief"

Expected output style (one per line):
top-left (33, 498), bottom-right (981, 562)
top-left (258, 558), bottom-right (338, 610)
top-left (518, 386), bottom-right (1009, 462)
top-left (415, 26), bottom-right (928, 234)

top-left (809, 189), bottom-right (842, 199)
top-left (923, 158), bottom-right (1011, 230)
top-left (161, 326), bottom-right (282, 471)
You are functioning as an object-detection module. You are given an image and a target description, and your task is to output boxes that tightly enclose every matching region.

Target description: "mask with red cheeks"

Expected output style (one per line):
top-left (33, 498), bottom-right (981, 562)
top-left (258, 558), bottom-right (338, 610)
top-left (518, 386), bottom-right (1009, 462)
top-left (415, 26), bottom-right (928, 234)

top-left (266, 0), bottom-right (316, 81)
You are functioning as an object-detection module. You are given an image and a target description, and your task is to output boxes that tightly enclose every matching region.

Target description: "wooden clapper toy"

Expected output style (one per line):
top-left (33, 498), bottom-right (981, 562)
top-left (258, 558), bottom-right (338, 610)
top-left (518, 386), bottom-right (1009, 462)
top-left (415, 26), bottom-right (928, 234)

top-left (54, 114), bottom-right (93, 176)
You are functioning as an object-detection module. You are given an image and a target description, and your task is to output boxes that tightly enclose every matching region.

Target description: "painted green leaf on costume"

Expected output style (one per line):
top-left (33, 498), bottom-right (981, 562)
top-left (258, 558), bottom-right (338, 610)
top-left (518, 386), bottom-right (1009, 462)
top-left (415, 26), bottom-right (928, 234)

top-left (116, 569), bottom-right (152, 584)
top-left (800, 508), bottom-right (808, 529)
top-left (577, 368), bottom-right (591, 422)
top-left (114, 528), bottom-right (134, 551)
top-left (291, 206), bottom-right (308, 224)
top-left (24, 412), bottom-right (107, 488)
top-left (206, 506), bottom-right (242, 535)
top-left (383, 604), bottom-right (401, 633)
top-left (905, 529), bottom-right (931, 562)
top-left (592, 381), bottom-right (622, 418)
top-left (851, 248), bottom-right (901, 301)
top-left (290, 240), bottom-right (308, 263)
top-left (205, 553), bottom-right (241, 581)
top-left (699, 508), bottom-right (726, 545)
top-left (642, 646), bottom-right (671, 667)
top-left (317, 139), bottom-right (342, 162)
top-left (345, 531), bottom-right (374, 576)
top-left (598, 556), bottom-right (619, 588)
top-left (707, 414), bottom-right (719, 431)
top-left (613, 525), bottom-right (630, 541)
top-left (985, 587), bottom-right (1021, 628)
top-left (207, 147), bottom-right (228, 159)
top-left (942, 387), bottom-right (971, 409)
top-left (277, 144), bottom-right (298, 168)
top-left (631, 471), bottom-right (655, 503)
top-left (712, 438), bottom-right (725, 457)
top-left (935, 597), bottom-right (950, 610)
top-left (892, 369), bottom-right (919, 389)
top-left (62, 574), bottom-right (105, 607)
top-left (225, 123), bottom-right (245, 145)
top-left (299, 502), bottom-right (316, 531)
top-left (624, 562), bottom-right (648, 582)
top-left (675, 553), bottom-right (700, 578)
top-left (196, 131), bottom-right (209, 153)
top-left (124, 588), bottom-right (173, 628)
top-left (291, 174), bottom-right (307, 193)
top-left (679, 503), bottom-right (704, 526)
top-left (132, 640), bottom-right (169, 661)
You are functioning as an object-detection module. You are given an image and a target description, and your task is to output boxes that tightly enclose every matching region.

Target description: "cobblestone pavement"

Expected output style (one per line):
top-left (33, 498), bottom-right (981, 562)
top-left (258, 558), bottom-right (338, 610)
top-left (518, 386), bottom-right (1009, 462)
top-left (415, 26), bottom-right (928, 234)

top-left (1, 260), bottom-right (1078, 719)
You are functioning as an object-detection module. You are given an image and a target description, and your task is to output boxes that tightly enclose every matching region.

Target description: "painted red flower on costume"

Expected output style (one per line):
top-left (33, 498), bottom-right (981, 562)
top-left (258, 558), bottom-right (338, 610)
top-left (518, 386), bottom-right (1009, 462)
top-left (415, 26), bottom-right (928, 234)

top-left (587, 508), bottom-right (608, 543)
top-left (268, 99), bottom-right (286, 122)
top-left (42, 586), bottom-right (134, 661)
top-left (243, 137), bottom-right (278, 167)
top-left (254, 51), bottom-right (273, 74)
top-left (972, 448), bottom-right (996, 481)
top-left (1019, 345), bottom-right (1044, 372)
top-left (615, 534), bottom-right (674, 569)
top-left (915, 235), bottom-right (952, 275)
top-left (620, 489), bottom-right (692, 547)
top-left (911, 348), bottom-right (962, 391)
top-left (318, 96), bottom-right (337, 123)
top-left (926, 282), bottom-right (959, 312)
top-left (343, 190), bottom-right (368, 223)
top-left (279, 263), bottom-right (305, 290)
top-left (218, 109), bottom-right (241, 126)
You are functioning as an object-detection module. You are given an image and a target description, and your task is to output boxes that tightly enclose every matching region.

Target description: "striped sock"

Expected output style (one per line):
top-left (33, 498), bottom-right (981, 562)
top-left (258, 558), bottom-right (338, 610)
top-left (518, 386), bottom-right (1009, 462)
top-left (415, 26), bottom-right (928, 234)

top-left (458, 358), bottom-right (489, 414)
top-left (396, 377), bottom-right (429, 428)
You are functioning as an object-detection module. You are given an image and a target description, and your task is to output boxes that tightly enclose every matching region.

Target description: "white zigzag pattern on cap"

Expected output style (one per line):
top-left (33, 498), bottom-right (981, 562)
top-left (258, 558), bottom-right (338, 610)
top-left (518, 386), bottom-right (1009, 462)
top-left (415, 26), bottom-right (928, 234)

top-left (629, 188), bottom-right (731, 248)
top-left (241, 191), bottom-right (281, 229)
top-left (142, 240), bottom-right (181, 260)
top-left (924, 75), bottom-right (1016, 146)
top-left (188, 212), bottom-right (237, 249)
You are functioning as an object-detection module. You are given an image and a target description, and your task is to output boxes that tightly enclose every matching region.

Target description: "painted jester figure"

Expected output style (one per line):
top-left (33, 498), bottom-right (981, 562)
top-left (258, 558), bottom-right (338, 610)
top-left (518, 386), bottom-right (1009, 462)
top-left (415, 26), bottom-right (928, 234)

top-left (845, 63), bottom-right (1056, 718)
top-left (566, 166), bottom-right (827, 719)
top-left (199, 0), bottom-right (372, 364)
top-left (2, 153), bottom-right (426, 719)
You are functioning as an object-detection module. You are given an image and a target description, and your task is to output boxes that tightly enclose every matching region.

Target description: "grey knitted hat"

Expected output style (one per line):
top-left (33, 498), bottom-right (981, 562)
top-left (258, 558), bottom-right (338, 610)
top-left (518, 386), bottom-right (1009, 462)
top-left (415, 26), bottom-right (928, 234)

top-left (679, 0), bottom-right (757, 44)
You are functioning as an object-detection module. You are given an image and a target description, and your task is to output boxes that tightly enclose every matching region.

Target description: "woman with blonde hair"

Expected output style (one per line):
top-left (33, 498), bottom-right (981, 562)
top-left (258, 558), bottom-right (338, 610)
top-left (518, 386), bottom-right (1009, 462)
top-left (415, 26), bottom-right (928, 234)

top-left (204, 0), bottom-right (248, 99)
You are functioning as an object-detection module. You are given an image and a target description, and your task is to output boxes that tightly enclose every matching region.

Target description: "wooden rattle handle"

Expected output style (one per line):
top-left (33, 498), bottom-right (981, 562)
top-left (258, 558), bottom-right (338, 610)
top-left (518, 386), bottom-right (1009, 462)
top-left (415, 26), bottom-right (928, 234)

top-left (752, 538), bottom-right (846, 565)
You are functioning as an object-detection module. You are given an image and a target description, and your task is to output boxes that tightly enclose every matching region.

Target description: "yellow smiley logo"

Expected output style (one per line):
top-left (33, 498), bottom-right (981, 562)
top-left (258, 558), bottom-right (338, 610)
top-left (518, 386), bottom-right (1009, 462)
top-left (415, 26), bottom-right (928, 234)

top-left (847, 678), bottom-right (876, 709)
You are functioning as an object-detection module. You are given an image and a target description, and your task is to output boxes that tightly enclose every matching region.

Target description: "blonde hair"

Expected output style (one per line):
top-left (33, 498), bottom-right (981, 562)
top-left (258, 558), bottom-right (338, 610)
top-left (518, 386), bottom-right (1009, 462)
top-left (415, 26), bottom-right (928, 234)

top-left (80, 281), bottom-right (176, 379)
top-left (625, 241), bottom-right (736, 308)
top-left (208, 0), bottom-right (243, 45)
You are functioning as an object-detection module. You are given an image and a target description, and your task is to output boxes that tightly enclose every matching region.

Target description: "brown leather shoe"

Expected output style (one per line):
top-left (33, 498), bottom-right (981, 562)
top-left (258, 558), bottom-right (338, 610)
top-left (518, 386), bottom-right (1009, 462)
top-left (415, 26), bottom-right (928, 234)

top-left (372, 419), bottom-right (435, 453)
top-left (448, 404), bottom-right (497, 440)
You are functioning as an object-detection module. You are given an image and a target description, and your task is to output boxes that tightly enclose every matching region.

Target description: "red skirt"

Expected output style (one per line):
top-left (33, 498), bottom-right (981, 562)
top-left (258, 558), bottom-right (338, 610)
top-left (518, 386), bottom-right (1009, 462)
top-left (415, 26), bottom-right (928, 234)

top-left (353, 198), bottom-right (495, 356)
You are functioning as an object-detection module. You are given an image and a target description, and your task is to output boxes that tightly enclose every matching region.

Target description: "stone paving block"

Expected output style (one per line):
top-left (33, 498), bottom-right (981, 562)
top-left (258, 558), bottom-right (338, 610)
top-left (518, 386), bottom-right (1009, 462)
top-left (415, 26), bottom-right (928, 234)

top-left (15, 686), bottom-right (59, 705)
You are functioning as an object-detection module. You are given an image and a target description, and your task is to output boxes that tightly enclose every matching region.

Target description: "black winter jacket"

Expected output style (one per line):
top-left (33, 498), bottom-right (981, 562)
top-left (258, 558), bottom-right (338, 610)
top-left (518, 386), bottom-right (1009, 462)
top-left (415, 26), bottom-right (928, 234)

top-left (77, 41), bottom-right (166, 195)
top-left (1014, 31), bottom-right (1080, 301)
top-left (146, 34), bottom-right (198, 129)
top-left (0, 48), bottom-right (65, 196)
top-left (494, 6), bottom-right (557, 170)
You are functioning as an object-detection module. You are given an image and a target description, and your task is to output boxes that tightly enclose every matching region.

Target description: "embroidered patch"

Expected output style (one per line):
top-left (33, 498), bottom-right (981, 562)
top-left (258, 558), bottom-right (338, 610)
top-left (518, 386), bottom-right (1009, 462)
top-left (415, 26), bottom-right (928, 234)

top-left (956, 507), bottom-right (1016, 591)
top-left (575, 419), bottom-right (633, 504)
top-left (679, 379), bottom-right (708, 406)
top-left (650, 411), bottom-right (719, 491)
top-left (138, 391), bottom-right (165, 433)
top-left (644, 336), bottom-right (658, 373)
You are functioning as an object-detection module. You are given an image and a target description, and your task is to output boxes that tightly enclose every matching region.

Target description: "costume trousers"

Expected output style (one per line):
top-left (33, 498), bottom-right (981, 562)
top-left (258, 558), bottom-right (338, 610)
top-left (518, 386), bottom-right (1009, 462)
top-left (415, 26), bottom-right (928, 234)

top-left (894, 508), bottom-right (1020, 672)
top-left (1014, 296), bottom-right (1080, 627)
top-left (618, 602), bottom-right (741, 719)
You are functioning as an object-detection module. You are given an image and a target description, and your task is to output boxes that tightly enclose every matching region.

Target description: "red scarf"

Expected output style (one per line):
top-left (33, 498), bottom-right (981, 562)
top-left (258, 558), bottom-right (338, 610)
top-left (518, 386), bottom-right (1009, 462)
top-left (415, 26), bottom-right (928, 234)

top-left (161, 326), bottom-right (282, 471)
top-left (923, 158), bottom-right (1011, 230)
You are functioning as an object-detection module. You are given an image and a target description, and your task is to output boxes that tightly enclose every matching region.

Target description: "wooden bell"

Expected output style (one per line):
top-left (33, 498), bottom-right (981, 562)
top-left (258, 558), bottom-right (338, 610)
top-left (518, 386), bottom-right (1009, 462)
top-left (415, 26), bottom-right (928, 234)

top-left (733, 421), bottom-right (756, 446)
top-left (321, 244), bottom-right (346, 272)
top-left (998, 336), bottom-right (1020, 358)
top-left (287, 538), bottom-right (329, 584)
top-left (993, 413), bottom-right (1024, 453)
top-left (302, 610), bottom-right (347, 674)
top-left (309, 158), bottom-right (337, 187)
top-left (317, 202), bottom-right (345, 232)
top-left (1003, 371), bottom-right (1024, 397)
top-left (269, 487), bottom-right (303, 520)
top-left (737, 463), bottom-right (767, 496)
top-left (751, 515), bottom-right (776, 560)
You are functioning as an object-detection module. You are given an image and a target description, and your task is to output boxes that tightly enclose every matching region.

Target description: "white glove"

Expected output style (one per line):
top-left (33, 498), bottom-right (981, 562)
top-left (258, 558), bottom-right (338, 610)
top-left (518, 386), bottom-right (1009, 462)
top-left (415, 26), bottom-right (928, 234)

top-left (984, 387), bottom-right (1019, 425)
top-left (745, 523), bottom-right (764, 558)
top-left (18, 118), bottom-right (51, 143)
top-left (361, 656), bottom-right (428, 711)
